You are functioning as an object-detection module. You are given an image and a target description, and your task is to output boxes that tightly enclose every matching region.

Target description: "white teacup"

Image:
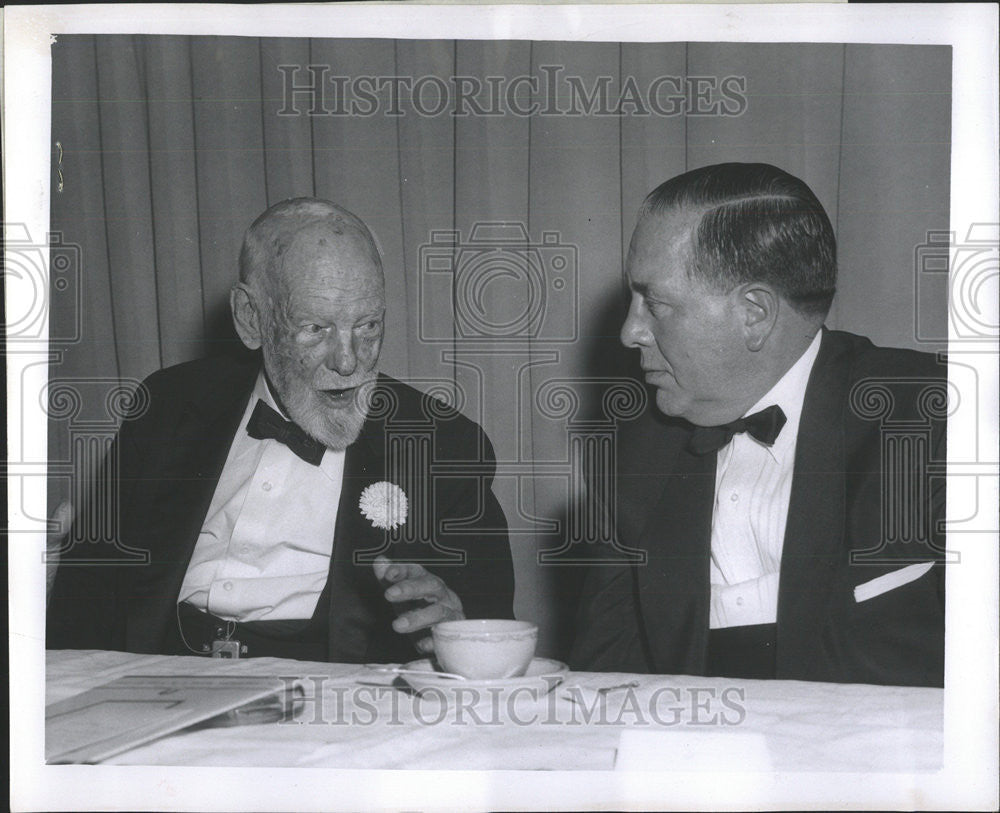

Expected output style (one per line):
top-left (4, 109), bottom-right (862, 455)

top-left (432, 619), bottom-right (538, 680)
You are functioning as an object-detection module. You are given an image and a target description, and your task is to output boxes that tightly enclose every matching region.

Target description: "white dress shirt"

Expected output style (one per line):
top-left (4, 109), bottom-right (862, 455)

top-left (708, 331), bottom-right (823, 629)
top-left (178, 373), bottom-right (345, 621)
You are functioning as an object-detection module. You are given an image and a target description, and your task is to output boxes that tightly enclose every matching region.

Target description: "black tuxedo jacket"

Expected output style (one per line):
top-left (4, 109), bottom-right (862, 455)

top-left (570, 329), bottom-right (947, 687)
top-left (47, 354), bottom-right (515, 663)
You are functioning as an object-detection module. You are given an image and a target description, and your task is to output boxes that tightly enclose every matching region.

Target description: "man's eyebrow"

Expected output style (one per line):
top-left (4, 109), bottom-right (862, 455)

top-left (629, 280), bottom-right (651, 296)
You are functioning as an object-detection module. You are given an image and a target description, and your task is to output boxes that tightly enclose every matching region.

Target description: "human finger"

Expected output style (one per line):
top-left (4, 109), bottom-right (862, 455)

top-left (383, 573), bottom-right (451, 604)
top-left (392, 598), bottom-right (463, 634)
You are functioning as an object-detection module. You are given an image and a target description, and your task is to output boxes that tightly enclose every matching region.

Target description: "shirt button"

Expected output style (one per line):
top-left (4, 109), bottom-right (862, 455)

top-left (736, 596), bottom-right (744, 607)
top-left (262, 482), bottom-right (273, 492)
top-left (241, 545), bottom-right (251, 555)
top-left (223, 581), bottom-right (233, 591)
top-left (730, 492), bottom-right (739, 502)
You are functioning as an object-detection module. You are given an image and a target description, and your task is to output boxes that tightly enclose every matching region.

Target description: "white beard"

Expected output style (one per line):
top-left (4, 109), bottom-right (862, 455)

top-left (267, 364), bottom-right (376, 452)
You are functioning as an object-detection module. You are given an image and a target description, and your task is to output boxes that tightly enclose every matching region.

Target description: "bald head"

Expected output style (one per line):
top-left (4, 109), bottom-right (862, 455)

top-left (239, 197), bottom-right (384, 298)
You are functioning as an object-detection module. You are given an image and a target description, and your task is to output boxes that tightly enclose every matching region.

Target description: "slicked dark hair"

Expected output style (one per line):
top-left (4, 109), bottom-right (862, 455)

top-left (639, 163), bottom-right (837, 317)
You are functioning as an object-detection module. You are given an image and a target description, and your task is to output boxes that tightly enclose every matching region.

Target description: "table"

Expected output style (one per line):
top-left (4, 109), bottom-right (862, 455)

top-left (46, 649), bottom-right (942, 771)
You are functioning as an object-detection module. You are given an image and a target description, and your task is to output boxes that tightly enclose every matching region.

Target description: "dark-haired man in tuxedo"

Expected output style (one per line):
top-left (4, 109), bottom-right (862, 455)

top-left (47, 198), bottom-right (514, 663)
top-left (570, 163), bottom-right (946, 687)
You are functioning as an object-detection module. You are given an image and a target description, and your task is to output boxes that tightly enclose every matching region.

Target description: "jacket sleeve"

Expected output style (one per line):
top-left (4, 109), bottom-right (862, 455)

top-left (46, 441), bottom-right (130, 650)
top-left (568, 561), bottom-right (651, 672)
top-left (427, 424), bottom-right (515, 621)
top-left (46, 376), bottom-right (153, 651)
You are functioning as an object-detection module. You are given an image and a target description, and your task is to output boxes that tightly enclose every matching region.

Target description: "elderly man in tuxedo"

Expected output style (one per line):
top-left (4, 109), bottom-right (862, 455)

top-left (570, 163), bottom-right (946, 687)
top-left (47, 198), bottom-right (514, 662)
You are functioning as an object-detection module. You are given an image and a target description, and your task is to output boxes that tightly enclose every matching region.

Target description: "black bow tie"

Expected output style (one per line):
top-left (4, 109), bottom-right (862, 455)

top-left (686, 404), bottom-right (787, 456)
top-left (246, 400), bottom-right (326, 465)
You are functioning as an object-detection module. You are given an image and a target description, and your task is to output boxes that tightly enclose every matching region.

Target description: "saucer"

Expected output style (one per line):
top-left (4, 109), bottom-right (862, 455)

top-left (399, 657), bottom-right (568, 694)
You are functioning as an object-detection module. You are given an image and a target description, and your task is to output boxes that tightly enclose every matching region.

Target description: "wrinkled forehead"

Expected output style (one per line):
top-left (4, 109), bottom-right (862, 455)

top-left (269, 219), bottom-right (384, 296)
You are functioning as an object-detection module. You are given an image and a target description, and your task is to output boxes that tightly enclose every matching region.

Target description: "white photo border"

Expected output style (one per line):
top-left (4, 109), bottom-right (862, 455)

top-left (6, 4), bottom-right (998, 811)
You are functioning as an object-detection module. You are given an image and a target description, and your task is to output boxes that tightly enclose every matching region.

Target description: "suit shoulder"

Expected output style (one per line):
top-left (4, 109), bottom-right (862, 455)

top-left (377, 375), bottom-right (484, 431)
top-left (376, 375), bottom-right (492, 454)
top-left (822, 331), bottom-right (947, 432)
top-left (823, 330), bottom-right (945, 381)
top-left (135, 354), bottom-right (258, 413)
top-left (143, 354), bottom-right (257, 390)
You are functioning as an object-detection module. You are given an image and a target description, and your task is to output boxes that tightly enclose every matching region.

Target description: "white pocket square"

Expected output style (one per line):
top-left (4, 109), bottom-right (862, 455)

top-left (853, 562), bottom-right (935, 603)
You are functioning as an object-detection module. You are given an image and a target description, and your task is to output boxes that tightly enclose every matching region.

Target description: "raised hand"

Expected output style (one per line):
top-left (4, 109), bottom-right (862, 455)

top-left (372, 555), bottom-right (464, 654)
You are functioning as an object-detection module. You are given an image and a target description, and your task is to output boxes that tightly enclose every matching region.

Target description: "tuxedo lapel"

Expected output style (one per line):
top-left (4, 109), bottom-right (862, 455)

top-left (126, 372), bottom-right (254, 651)
top-left (326, 400), bottom-right (391, 662)
top-left (634, 432), bottom-right (716, 674)
top-left (776, 329), bottom-right (848, 674)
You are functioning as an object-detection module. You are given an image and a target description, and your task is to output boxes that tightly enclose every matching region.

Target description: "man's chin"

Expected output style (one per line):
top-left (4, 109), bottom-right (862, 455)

top-left (655, 391), bottom-right (735, 427)
top-left (654, 391), bottom-right (709, 426)
top-left (285, 392), bottom-right (371, 451)
top-left (654, 389), bottom-right (685, 418)
top-left (304, 412), bottom-right (367, 451)
top-left (317, 427), bottom-right (364, 452)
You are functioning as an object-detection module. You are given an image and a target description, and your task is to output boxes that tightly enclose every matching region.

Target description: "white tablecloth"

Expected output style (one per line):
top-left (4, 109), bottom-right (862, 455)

top-left (46, 649), bottom-right (942, 771)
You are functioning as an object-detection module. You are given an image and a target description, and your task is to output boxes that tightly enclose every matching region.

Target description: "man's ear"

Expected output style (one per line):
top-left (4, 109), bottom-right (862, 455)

top-left (739, 284), bottom-right (779, 352)
top-left (230, 283), bottom-right (264, 350)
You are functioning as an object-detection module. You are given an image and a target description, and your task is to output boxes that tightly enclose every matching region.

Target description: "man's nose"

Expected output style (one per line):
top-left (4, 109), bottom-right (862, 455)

top-left (323, 331), bottom-right (358, 376)
top-left (620, 297), bottom-right (650, 349)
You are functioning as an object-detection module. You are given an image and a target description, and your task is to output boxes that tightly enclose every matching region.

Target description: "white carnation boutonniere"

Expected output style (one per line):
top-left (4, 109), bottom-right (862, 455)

top-left (359, 481), bottom-right (409, 530)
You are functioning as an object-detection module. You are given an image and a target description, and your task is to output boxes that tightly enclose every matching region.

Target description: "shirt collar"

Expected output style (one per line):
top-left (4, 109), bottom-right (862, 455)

top-left (744, 330), bottom-right (823, 463)
top-left (255, 371), bottom-right (289, 419)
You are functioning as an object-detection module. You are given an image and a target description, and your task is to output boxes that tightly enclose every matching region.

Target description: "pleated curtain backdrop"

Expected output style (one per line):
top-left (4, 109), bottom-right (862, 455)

top-left (48, 35), bottom-right (950, 654)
